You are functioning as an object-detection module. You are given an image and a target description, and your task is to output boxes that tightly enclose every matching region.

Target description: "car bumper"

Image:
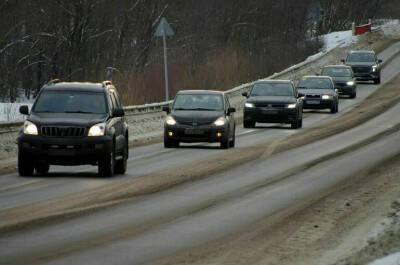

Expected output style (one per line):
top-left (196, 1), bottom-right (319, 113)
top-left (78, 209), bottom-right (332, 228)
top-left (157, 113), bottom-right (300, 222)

top-left (303, 99), bottom-right (334, 109)
top-left (18, 134), bottom-right (113, 165)
top-left (336, 85), bottom-right (356, 95)
top-left (243, 108), bottom-right (298, 123)
top-left (164, 124), bottom-right (229, 143)
top-left (353, 72), bottom-right (379, 81)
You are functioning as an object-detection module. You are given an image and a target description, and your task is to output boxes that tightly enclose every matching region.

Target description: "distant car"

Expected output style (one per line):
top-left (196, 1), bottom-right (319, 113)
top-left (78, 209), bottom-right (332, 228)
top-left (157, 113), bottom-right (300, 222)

top-left (17, 80), bottom-right (129, 178)
top-left (321, 65), bottom-right (357, 98)
top-left (162, 90), bottom-right (236, 149)
top-left (342, 50), bottom-right (382, 84)
top-left (297, 76), bottom-right (339, 113)
top-left (242, 80), bottom-right (303, 129)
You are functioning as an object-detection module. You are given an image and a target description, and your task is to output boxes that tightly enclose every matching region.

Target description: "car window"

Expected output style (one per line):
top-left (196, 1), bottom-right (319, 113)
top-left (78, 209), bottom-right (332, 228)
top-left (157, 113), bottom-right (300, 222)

top-left (250, 83), bottom-right (294, 97)
top-left (298, 78), bottom-right (334, 90)
top-left (347, 53), bottom-right (376, 63)
top-left (110, 92), bottom-right (121, 109)
top-left (109, 94), bottom-right (116, 111)
top-left (173, 94), bottom-right (224, 111)
top-left (33, 91), bottom-right (107, 114)
top-left (112, 91), bottom-right (123, 108)
top-left (322, 68), bottom-right (352, 77)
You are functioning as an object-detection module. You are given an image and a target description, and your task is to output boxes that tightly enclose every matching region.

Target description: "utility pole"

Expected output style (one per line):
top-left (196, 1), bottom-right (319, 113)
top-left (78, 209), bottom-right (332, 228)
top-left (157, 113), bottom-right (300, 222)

top-left (154, 17), bottom-right (175, 101)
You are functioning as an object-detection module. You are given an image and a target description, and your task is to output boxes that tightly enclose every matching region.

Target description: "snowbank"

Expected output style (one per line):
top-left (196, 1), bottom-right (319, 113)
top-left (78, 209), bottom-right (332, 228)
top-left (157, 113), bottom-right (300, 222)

top-left (369, 252), bottom-right (400, 265)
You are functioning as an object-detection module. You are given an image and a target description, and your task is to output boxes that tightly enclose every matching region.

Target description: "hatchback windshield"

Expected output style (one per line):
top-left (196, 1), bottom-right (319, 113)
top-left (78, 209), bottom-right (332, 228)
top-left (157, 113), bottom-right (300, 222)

top-left (33, 91), bottom-right (107, 114)
top-left (347, 52), bottom-right (375, 63)
top-left (322, 68), bottom-right (352, 77)
top-left (250, 83), bottom-right (294, 97)
top-left (173, 94), bottom-right (224, 111)
top-left (297, 78), bottom-right (333, 90)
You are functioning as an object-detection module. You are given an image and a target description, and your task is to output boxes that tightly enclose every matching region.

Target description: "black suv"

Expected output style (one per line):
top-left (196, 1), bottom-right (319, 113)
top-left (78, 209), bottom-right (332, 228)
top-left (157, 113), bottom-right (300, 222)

top-left (242, 80), bottom-right (303, 129)
top-left (18, 80), bottom-right (129, 178)
top-left (163, 90), bottom-right (236, 149)
top-left (342, 50), bottom-right (382, 84)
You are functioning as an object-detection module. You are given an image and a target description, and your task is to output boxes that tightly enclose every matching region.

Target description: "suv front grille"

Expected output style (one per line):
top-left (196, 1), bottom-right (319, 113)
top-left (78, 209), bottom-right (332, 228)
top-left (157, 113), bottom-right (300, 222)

top-left (305, 95), bottom-right (321, 99)
top-left (41, 126), bottom-right (86, 138)
top-left (352, 66), bottom-right (371, 74)
top-left (254, 103), bottom-right (286, 108)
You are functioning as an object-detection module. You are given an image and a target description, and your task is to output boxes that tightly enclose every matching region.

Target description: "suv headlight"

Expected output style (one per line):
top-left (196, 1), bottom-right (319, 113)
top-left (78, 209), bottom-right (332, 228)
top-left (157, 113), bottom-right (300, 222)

top-left (214, 117), bottom-right (226, 126)
top-left (287, 103), bottom-right (297, 109)
top-left (346, 81), bottom-right (355, 86)
top-left (322, 95), bottom-right (332, 100)
top-left (165, 116), bottom-right (177, 126)
top-left (88, 122), bottom-right (106, 137)
top-left (23, 120), bottom-right (38, 135)
top-left (245, 102), bottom-right (255, 108)
top-left (372, 65), bottom-right (378, 72)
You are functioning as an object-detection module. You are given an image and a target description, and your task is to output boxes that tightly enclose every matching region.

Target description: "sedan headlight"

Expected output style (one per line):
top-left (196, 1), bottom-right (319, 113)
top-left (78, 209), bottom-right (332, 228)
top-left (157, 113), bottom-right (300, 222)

top-left (287, 103), bottom-right (297, 109)
top-left (23, 120), bottom-right (38, 135)
top-left (88, 122), bottom-right (106, 137)
top-left (346, 81), bottom-right (355, 86)
top-left (214, 117), bottom-right (226, 126)
top-left (245, 102), bottom-right (255, 108)
top-left (322, 95), bottom-right (332, 100)
top-left (165, 116), bottom-right (177, 126)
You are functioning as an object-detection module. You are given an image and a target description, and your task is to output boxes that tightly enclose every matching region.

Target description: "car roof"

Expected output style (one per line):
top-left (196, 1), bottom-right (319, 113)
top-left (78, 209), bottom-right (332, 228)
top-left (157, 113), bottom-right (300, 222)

top-left (254, 79), bottom-right (292, 84)
top-left (322, 65), bottom-right (352, 69)
top-left (302, 75), bottom-right (333, 80)
top-left (42, 82), bottom-right (112, 93)
top-left (349, 50), bottom-right (375, 54)
top-left (177, 90), bottom-right (224, 95)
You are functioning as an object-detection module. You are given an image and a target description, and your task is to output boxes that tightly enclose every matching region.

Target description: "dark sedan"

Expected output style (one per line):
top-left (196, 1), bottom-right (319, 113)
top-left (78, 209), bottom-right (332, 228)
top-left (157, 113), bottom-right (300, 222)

top-left (342, 50), bottom-right (382, 84)
top-left (242, 80), bottom-right (303, 129)
top-left (321, 65), bottom-right (357, 98)
top-left (163, 90), bottom-right (236, 149)
top-left (297, 76), bottom-right (339, 113)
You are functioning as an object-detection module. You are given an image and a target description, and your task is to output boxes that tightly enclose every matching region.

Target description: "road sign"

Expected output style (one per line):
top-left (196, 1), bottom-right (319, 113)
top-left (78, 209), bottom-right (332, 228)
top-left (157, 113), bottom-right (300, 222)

top-left (154, 17), bottom-right (174, 101)
top-left (154, 17), bottom-right (175, 37)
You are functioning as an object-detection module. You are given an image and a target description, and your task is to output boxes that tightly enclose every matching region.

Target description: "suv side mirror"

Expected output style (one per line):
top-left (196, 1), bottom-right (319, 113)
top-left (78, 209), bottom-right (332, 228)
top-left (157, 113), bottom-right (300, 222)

top-left (19, 105), bottom-right (29, 115)
top-left (242, 92), bottom-right (249, 98)
top-left (378, 59), bottom-right (383, 63)
top-left (341, 59), bottom-right (345, 63)
top-left (227, 107), bottom-right (236, 114)
top-left (162, 106), bottom-right (170, 114)
top-left (113, 107), bottom-right (125, 117)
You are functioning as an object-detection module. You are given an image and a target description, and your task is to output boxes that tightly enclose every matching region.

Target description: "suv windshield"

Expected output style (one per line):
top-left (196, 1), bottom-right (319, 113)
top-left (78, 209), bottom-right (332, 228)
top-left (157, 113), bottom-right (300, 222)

top-left (347, 52), bottom-right (375, 63)
top-left (322, 68), bottom-right (352, 77)
top-left (250, 83), bottom-right (294, 97)
top-left (173, 94), bottom-right (224, 111)
top-left (33, 91), bottom-right (107, 114)
top-left (298, 78), bottom-right (333, 89)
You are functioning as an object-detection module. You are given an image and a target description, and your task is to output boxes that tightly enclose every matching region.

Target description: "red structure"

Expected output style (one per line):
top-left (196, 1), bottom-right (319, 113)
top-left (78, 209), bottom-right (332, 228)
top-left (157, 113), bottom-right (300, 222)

top-left (354, 23), bottom-right (372, 35)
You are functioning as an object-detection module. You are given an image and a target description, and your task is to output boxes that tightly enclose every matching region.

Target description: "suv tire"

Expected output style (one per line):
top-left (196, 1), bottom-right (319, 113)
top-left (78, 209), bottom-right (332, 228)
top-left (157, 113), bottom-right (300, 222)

top-left (98, 147), bottom-right (115, 178)
top-left (243, 120), bottom-right (255, 128)
top-left (374, 77), bottom-right (381, 84)
top-left (18, 151), bottom-right (34, 177)
top-left (35, 162), bottom-right (50, 175)
top-left (114, 143), bottom-right (128, 175)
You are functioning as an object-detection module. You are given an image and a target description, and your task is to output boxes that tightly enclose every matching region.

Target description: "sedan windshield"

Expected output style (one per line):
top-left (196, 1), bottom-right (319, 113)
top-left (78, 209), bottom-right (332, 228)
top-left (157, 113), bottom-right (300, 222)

top-left (298, 78), bottom-right (333, 90)
top-left (33, 91), bottom-right (107, 114)
top-left (322, 68), bottom-right (352, 77)
top-left (250, 83), bottom-right (294, 97)
top-left (173, 94), bottom-right (224, 111)
top-left (347, 53), bottom-right (375, 63)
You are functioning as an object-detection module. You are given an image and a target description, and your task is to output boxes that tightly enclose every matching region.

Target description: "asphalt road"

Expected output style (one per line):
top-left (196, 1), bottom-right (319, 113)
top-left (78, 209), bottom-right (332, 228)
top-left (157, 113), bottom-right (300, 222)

top-left (1, 43), bottom-right (400, 265)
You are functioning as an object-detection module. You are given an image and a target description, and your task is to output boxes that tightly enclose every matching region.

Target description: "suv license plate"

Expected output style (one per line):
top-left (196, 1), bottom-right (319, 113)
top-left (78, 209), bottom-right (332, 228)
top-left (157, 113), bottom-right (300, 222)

top-left (185, 129), bottom-right (204, 135)
top-left (307, 100), bottom-right (320, 105)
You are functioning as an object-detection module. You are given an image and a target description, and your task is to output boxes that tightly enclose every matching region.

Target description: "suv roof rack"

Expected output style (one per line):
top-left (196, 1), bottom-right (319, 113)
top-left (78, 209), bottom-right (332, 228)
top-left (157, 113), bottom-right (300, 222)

top-left (102, 80), bottom-right (113, 87)
top-left (47, 79), bottom-right (61, 85)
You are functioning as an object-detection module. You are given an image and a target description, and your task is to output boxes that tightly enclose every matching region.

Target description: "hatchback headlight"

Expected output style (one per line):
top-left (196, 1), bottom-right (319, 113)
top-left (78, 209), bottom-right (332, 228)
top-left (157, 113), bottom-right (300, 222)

top-left (245, 102), bottom-right (255, 108)
top-left (346, 81), bottom-right (355, 86)
top-left (214, 117), bottom-right (226, 126)
top-left (322, 95), bottom-right (332, 100)
top-left (23, 121), bottom-right (38, 135)
top-left (287, 103), bottom-right (297, 109)
top-left (88, 123), bottom-right (106, 137)
top-left (165, 116), bottom-right (177, 126)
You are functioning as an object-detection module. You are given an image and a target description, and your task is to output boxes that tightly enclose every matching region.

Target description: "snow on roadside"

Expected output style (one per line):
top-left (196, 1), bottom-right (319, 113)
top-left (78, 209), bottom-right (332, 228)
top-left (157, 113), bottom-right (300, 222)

top-left (368, 252), bottom-right (400, 265)
top-left (322, 30), bottom-right (358, 52)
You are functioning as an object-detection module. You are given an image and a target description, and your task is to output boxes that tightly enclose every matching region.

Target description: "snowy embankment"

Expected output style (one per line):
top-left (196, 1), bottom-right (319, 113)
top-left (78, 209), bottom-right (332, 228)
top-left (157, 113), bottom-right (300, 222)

top-left (0, 102), bottom-right (32, 123)
top-left (369, 253), bottom-right (400, 265)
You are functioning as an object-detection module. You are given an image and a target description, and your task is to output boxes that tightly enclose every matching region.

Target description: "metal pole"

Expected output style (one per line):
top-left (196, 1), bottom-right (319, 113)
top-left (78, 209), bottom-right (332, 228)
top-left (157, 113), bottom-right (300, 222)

top-left (163, 31), bottom-right (169, 101)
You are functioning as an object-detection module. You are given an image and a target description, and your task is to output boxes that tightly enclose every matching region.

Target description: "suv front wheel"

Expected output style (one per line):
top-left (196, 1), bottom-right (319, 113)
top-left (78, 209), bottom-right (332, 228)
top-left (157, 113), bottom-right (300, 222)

top-left (98, 146), bottom-right (115, 178)
top-left (18, 151), bottom-right (34, 177)
top-left (114, 142), bottom-right (128, 174)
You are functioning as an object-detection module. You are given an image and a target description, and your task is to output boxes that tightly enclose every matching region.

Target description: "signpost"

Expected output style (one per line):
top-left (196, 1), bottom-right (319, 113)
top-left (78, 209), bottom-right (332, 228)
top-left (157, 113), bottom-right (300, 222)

top-left (154, 17), bottom-right (175, 101)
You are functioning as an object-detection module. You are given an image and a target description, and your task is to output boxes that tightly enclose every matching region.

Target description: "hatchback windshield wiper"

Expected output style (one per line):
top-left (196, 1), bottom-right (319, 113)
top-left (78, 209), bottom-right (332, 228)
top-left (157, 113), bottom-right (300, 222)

top-left (64, 110), bottom-right (96, 114)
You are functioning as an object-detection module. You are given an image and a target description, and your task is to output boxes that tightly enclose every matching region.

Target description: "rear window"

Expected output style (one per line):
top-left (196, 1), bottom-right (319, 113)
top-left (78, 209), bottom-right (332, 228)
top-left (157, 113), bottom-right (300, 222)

top-left (33, 91), bottom-right (107, 114)
top-left (298, 78), bottom-right (333, 90)
top-left (250, 82), bottom-right (294, 97)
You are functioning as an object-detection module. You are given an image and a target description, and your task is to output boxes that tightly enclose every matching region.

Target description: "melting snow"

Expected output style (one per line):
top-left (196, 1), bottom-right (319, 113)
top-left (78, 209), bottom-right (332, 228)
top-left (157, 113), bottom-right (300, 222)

top-left (369, 252), bottom-right (400, 265)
